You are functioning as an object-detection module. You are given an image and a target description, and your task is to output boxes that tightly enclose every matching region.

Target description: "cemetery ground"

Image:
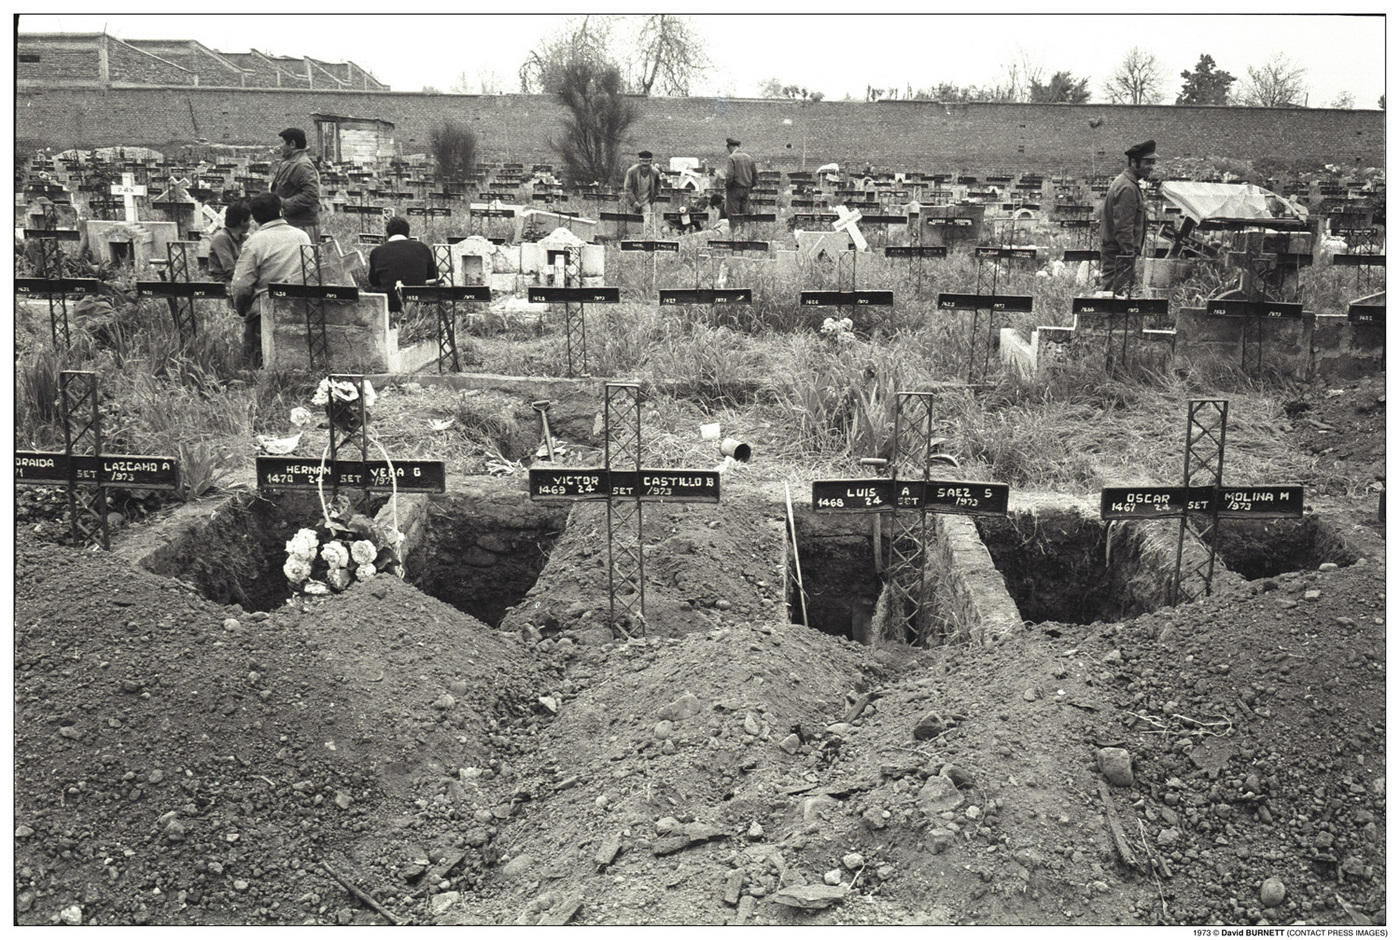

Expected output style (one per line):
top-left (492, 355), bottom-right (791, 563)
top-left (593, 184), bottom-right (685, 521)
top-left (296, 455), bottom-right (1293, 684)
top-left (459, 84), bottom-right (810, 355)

top-left (13, 215), bottom-right (1387, 926)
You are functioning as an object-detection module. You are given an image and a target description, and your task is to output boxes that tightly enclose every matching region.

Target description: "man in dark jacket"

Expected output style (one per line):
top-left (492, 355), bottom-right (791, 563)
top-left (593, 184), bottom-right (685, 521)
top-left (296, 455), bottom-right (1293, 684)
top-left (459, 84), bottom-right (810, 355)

top-left (367, 216), bottom-right (438, 317)
top-left (1099, 139), bottom-right (1156, 295)
top-left (721, 137), bottom-right (757, 218)
top-left (270, 127), bottom-right (321, 240)
top-left (206, 201), bottom-right (251, 283)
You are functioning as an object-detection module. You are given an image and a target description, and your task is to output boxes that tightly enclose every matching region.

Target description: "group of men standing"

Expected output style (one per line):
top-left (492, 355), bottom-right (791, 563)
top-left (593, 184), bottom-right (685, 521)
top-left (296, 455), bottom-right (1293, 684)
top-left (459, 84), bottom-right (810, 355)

top-left (207, 126), bottom-right (436, 368)
top-left (621, 136), bottom-right (756, 225)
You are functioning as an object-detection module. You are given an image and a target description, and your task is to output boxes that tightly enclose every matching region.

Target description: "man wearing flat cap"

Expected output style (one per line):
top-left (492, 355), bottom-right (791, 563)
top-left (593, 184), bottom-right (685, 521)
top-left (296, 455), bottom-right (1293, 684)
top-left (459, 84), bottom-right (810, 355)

top-left (270, 127), bottom-right (321, 241)
top-left (622, 150), bottom-right (662, 229)
top-left (721, 137), bottom-right (757, 219)
top-left (1098, 139), bottom-right (1157, 294)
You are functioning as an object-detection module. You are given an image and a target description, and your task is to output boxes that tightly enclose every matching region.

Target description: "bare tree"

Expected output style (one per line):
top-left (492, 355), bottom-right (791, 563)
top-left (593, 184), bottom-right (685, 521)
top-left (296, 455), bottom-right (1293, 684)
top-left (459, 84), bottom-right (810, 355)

top-left (631, 14), bottom-right (709, 96)
top-left (997, 49), bottom-right (1044, 102)
top-left (1239, 53), bottom-right (1308, 107)
top-left (1103, 47), bottom-right (1164, 104)
top-left (1330, 91), bottom-right (1355, 109)
top-left (519, 15), bottom-right (617, 94)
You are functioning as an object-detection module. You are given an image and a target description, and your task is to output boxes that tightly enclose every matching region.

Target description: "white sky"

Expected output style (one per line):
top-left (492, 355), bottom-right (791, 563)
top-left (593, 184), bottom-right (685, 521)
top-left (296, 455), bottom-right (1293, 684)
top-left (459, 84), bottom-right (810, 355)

top-left (17, 10), bottom-right (1387, 108)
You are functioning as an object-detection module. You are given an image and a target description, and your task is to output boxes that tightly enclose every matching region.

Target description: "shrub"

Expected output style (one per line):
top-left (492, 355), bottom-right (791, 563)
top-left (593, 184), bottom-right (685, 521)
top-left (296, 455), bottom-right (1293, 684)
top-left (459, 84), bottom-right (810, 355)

top-left (550, 59), bottom-right (638, 187)
top-left (428, 121), bottom-right (478, 182)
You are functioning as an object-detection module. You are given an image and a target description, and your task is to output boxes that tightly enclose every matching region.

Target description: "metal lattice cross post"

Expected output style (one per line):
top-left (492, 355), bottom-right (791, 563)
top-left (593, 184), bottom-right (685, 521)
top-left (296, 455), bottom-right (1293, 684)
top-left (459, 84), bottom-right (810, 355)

top-left (605, 382), bottom-right (646, 637)
top-left (432, 247), bottom-right (461, 373)
top-left (301, 244), bottom-right (331, 372)
top-left (60, 370), bottom-right (108, 549)
top-left (20, 220), bottom-right (90, 350)
top-left (889, 392), bottom-right (934, 641)
top-left (563, 247), bottom-right (587, 376)
top-left (1172, 399), bottom-right (1227, 604)
top-left (326, 374), bottom-right (372, 504)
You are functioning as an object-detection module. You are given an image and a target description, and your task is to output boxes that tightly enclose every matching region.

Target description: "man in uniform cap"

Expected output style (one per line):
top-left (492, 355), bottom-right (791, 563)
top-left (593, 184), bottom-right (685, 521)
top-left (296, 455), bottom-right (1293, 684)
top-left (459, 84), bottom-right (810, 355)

top-left (270, 126), bottom-right (321, 241)
top-left (720, 137), bottom-right (757, 220)
top-left (622, 150), bottom-right (662, 230)
top-left (1098, 139), bottom-right (1157, 294)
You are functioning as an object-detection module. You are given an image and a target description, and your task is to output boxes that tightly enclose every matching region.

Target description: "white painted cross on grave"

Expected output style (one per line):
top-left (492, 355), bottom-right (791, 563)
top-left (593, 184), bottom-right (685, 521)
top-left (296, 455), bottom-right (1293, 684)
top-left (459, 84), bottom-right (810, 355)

top-left (831, 203), bottom-right (868, 252)
top-left (110, 172), bottom-right (147, 223)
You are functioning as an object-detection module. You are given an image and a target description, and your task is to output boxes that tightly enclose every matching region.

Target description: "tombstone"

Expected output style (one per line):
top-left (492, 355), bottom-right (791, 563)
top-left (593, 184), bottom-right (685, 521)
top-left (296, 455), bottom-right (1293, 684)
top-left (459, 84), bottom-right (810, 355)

top-left (794, 230), bottom-right (852, 264)
top-left (517, 208), bottom-right (598, 243)
top-left (151, 177), bottom-right (200, 240)
top-left (82, 219), bottom-right (179, 269)
top-left (439, 236), bottom-right (497, 288)
top-left (523, 227), bottom-right (605, 288)
top-left (260, 290), bottom-right (401, 373)
top-left (918, 203), bottom-right (985, 250)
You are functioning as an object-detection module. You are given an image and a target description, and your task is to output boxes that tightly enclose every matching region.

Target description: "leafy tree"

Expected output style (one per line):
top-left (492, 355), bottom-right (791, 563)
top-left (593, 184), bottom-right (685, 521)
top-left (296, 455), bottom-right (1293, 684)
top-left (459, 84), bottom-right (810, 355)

top-left (1103, 47), bottom-right (1164, 104)
top-left (428, 121), bottom-right (477, 180)
top-left (519, 15), bottom-right (616, 94)
top-left (1329, 91), bottom-right (1355, 109)
top-left (1379, 94), bottom-right (1386, 110)
top-left (1239, 53), bottom-right (1308, 107)
top-left (1176, 54), bottom-right (1235, 105)
top-left (1030, 71), bottom-right (1091, 103)
top-left (631, 14), bottom-right (709, 96)
top-left (550, 59), bottom-right (638, 187)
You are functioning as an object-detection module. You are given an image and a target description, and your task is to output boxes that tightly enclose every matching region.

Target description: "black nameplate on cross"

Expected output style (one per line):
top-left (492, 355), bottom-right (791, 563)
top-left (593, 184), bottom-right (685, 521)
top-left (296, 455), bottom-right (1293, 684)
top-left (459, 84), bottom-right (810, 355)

top-left (1332, 253), bottom-right (1386, 267)
top-left (269, 284), bottom-right (360, 301)
top-left (1205, 299), bottom-right (1304, 320)
top-left (15, 452), bottom-right (181, 489)
top-left (937, 293), bottom-right (1034, 313)
top-left (792, 212), bottom-right (839, 225)
top-left (811, 479), bottom-right (1010, 516)
top-left (620, 240), bottom-right (680, 253)
top-left (1101, 485), bottom-right (1304, 520)
top-left (476, 208), bottom-right (516, 218)
top-left (528, 287), bottom-right (620, 304)
top-left (256, 456), bottom-right (446, 493)
top-left (16, 277), bottom-right (103, 296)
top-left (22, 228), bottom-right (81, 241)
top-left (857, 214), bottom-right (908, 225)
top-left (884, 246), bottom-right (947, 259)
top-left (975, 246), bottom-right (1038, 261)
top-left (708, 240), bottom-right (770, 252)
top-left (800, 290), bottom-right (895, 307)
top-left (1348, 302), bottom-right (1384, 324)
top-left (659, 288), bottom-right (752, 305)
top-left (136, 280), bottom-right (227, 300)
top-left (728, 213), bottom-right (778, 224)
top-left (1057, 219), bottom-right (1095, 229)
top-left (924, 217), bottom-right (977, 228)
top-left (1072, 297), bottom-right (1170, 317)
top-left (600, 211), bottom-right (643, 223)
top-left (399, 285), bottom-right (492, 303)
top-left (359, 233), bottom-right (385, 245)
top-left (528, 468), bottom-right (720, 503)
top-left (1063, 249), bottom-right (1101, 264)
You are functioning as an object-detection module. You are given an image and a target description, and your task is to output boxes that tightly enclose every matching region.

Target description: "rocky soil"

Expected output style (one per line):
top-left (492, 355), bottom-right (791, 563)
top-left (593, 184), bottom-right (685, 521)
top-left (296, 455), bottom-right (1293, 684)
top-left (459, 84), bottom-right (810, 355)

top-left (13, 376), bottom-right (1386, 926)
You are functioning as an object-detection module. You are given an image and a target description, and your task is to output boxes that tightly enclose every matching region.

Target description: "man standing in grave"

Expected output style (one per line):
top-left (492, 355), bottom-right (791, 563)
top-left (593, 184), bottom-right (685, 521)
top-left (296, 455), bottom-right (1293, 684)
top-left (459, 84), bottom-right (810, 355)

top-left (270, 127), bottom-right (321, 241)
top-left (1098, 138), bottom-right (1156, 295)
top-left (622, 150), bottom-right (662, 225)
top-left (206, 200), bottom-right (251, 284)
top-left (231, 193), bottom-right (311, 368)
top-left (721, 137), bottom-right (757, 218)
top-left (368, 216), bottom-right (438, 320)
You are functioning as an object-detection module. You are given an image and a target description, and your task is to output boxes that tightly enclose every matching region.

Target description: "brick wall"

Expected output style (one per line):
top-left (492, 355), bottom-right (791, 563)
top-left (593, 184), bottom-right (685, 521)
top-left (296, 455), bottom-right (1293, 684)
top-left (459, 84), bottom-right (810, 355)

top-left (127, 41), bottom-right (245, 87)
top-left (15, 86), bottom-right (1386, 173)
top-left (105, 37), bottom-right (195, 86)
top-left (17, 36), bottom-right (103, 84)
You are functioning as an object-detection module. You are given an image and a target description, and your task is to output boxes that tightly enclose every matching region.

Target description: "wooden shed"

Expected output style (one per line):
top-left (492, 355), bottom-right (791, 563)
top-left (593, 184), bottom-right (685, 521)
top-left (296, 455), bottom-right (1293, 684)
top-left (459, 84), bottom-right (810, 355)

top-left (312, 113), bottom-right (395, 164)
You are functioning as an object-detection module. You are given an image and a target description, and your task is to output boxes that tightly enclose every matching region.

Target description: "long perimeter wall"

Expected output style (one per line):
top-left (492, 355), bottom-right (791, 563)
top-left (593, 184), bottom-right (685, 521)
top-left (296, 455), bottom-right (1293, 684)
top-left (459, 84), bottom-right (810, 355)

top-left (15, 86), bottom-right (1385, 173)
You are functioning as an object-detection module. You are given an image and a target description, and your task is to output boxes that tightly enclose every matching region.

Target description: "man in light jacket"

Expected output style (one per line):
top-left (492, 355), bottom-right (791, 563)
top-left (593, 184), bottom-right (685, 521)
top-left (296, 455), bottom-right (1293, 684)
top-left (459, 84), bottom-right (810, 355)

top-left (270, 126), bottom-right (321, 241)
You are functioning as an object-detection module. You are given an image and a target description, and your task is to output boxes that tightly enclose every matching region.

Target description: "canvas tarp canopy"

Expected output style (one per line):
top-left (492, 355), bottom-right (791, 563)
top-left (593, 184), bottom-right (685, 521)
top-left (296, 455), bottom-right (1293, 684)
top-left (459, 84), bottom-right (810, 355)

top-left (1160, 180), bottom-right (1308, 224)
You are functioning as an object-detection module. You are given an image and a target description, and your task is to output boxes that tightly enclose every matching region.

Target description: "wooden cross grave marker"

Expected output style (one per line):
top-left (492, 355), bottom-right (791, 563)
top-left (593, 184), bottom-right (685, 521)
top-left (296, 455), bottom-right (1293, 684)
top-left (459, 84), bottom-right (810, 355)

top-left (15, 371), bottom-right (181, 550)
top-left (1100, 399), bottom-right (1304, 605)
top-left (529, 381), bottom-right (722, 637)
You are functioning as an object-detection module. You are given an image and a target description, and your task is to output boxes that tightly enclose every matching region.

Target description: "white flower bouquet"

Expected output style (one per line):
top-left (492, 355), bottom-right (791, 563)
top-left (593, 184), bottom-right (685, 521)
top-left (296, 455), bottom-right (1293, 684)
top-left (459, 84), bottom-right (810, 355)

top-left (281, 494), bottom-right (405, 597)
top-left (312, 377), bottom-right (377, 433)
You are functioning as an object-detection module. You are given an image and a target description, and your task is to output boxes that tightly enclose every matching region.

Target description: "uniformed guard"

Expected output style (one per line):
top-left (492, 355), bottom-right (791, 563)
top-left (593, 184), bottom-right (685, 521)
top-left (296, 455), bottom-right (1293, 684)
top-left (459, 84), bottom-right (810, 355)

top-left (1099, 139), bottom-right (1157, 295)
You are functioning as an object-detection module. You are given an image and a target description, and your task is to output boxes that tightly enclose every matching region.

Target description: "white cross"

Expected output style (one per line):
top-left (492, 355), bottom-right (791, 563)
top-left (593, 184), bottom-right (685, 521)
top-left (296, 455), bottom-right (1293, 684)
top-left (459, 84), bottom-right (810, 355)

top-left (110, 172), bottom-right (147, 223)
top-left (831, 204), bottom-right (868, 252)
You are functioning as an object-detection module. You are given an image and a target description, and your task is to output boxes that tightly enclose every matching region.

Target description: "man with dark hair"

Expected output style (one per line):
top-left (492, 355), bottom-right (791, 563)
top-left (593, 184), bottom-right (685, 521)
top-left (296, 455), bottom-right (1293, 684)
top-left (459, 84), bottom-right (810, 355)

top-left (207, 201), bottom-right (251, 283)
top-left (230, 192), bottom-right (311, 367)
top-left (621, 150), bottom-right (662, 228)
top-left (1099, 138), bottom-right (1157, 295)
top-left (721, 137), bottom-right (757, 218)
top-left (367, 216), bottom-right (438, 317)
top-left (271, 126), bottom-right (321, 240)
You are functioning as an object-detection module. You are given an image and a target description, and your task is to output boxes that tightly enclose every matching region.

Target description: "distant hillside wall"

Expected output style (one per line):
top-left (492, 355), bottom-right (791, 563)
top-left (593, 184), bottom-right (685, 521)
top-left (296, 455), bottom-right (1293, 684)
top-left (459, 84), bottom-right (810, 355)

top-left (15, 86), bottom-right (1385, 173)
